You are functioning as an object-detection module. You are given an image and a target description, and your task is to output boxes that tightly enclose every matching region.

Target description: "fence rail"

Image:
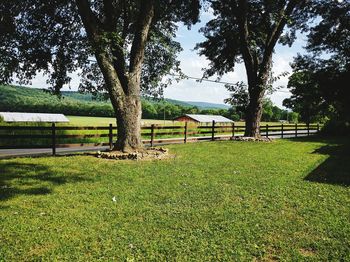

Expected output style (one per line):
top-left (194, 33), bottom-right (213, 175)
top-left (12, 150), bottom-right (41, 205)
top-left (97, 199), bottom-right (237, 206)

top-left (0, 121), bottom-right (321, 155)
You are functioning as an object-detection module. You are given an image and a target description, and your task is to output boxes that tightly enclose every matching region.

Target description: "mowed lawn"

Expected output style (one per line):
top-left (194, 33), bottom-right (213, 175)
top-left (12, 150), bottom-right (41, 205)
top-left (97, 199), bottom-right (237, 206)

top-left (0, 138), bottom-right (349, 260)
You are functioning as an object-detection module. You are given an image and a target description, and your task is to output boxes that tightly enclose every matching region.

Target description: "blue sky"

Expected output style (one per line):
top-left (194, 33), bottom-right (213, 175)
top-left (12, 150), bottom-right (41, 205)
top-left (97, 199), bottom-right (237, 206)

top-left (26, 10), bottom-right (307, 108)
top-left (163, 11), bottom-right (307, 108)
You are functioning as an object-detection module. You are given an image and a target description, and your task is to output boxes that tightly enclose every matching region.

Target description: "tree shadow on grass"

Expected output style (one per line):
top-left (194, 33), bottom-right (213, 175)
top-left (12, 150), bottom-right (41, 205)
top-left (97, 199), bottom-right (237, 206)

top-left (305, 141), bottom-right (350, 186)
top-left (0, 161), bottom-right (90, 201)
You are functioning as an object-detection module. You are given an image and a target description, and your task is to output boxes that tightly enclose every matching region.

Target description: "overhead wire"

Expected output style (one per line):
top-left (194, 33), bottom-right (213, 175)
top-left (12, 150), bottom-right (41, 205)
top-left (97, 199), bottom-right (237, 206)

top-left (86, 59), bottom-right (290, 93)
top-left (170, 74), bottom-right (291, 93)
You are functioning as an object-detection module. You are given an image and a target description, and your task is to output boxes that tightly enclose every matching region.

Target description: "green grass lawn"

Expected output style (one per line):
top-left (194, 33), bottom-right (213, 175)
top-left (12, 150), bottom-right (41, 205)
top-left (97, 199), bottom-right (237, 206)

top-left (1, 137), bottom-right (349, 260)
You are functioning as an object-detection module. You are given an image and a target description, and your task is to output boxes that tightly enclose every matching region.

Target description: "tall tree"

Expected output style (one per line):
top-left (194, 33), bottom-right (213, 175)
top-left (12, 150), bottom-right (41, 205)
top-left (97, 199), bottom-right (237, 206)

top-left (0, 0), bottom-right (200, 152)
top-left (283, 71), bottom-right (329, 123)
top-left (196, 0), bottom-right (309, 137)
top-left (224, 83), bottom-right (290, 122)
top-left (284, 0), bottom-right (350, 127)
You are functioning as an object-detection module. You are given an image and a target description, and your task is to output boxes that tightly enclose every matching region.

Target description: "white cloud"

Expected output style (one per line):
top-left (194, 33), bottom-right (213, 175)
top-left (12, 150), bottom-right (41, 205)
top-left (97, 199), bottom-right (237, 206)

top-left (164, 47), bottom-right (294, 108)
top-left (20, 71), bottom-right (80, 91)
top-left (20, 23), bottom-right (306, 110)
top-left (20, 48), bottom-right (293, 108)
top-left (22, 50), bottom-right (293, 108)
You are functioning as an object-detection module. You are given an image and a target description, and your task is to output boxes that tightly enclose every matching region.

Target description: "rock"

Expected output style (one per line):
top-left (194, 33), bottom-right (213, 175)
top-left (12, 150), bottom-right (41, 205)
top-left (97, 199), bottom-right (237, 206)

top-left (231, 136), bottom-right (273, 142)
top-left (95, 147), bottom-right (170, 161)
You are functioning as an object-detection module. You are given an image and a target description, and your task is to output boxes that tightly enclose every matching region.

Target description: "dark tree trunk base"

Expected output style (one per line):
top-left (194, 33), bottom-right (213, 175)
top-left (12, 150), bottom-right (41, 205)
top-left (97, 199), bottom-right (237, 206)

top-left (244, 118), bottom-right (262, 138)
top-left (244, 89), bottom-right (264, 138)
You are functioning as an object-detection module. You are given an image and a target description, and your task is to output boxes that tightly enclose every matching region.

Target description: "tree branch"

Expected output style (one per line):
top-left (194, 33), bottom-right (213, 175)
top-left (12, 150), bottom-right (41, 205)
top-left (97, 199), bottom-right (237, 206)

top-left (101, 0), bottom-right (129, 91)
top-left (121, 0), bottom-right (130, 40)
top-left (111, 45), bottom-right (128, 91)
top-left (259, 0), bottom-right (302, 77)
top-left (129, 0), bottom-right (155, 77)
top-left (76, 0), bottom-right (126, 105)
top-left (102, 0), bottom-right (118, 30)
top-left (75, 0), bottom-right (102, 44)
top-left (236, 0), bottom-right (258, 86)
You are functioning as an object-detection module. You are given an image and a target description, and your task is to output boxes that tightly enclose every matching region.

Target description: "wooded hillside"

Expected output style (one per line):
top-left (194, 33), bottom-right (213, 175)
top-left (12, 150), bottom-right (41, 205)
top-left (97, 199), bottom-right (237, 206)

top-left (0, 85), bottom-right (228, 119)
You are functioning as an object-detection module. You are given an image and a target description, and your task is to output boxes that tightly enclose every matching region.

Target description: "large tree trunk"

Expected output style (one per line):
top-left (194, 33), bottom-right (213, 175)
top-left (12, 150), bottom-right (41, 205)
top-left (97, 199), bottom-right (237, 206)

top-left (244, 90), bottom-right (264, 137)
top-left (76, 0), bottom-right (154, 153)
top-left (236, 0), bottom-right (298, 138)
top-left (244, 69), bottom-right (270, 138)
top-left (114, 94), bottom-right (142, 152)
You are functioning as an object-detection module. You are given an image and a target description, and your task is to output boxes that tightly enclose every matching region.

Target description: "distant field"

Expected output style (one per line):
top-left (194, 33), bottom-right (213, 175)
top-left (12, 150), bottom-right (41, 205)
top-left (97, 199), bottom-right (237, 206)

top-left (65, 116), bottom-right (179, 126)
top-left (64, 115), bottom-right (292, 127)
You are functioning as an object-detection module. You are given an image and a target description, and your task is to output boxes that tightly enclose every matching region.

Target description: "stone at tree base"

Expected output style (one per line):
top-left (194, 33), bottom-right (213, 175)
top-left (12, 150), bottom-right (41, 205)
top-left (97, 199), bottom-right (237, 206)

top-left (95, 147), bottom-right (170, 160)
top-left (231, 136), bottom-right (274, 142)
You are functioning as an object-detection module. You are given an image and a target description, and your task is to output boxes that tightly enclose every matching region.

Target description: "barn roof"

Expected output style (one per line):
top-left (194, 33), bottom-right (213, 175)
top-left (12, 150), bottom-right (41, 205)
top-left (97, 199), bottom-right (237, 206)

top-left (0, 112), bottom-right (70, 123)
top-left (179, 114), bottom-right (233, 123)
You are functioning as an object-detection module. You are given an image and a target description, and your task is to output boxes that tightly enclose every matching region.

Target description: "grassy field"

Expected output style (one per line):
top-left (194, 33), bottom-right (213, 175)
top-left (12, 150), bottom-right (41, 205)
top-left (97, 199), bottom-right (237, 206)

top-left (66, 115), bottom-right (179, 126)
top-left (65, 115), bottom-right (293, 127)
top-left (1, 137), bottom-right (349, 260)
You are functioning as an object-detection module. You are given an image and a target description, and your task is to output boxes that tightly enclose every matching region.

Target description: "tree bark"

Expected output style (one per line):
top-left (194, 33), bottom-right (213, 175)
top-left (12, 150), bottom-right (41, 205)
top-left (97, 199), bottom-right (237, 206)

top-left (114, 93), bottom-right (142, 152)
top-left (76, 0), bottom-right (154, 152)
top-left (235, 0), bottom-right (301, 138)
top-left (244, 85), bottom-right (265, 137)
top-left (244, 61), bottom-right (271, 138)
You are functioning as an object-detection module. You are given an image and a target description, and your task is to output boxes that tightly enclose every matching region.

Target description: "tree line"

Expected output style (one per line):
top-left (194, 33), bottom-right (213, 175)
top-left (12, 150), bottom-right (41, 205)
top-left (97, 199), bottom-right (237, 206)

top-left (0, 85), bottom-right (294, 122)
top-left (283, 1), bottom-right (349, 134)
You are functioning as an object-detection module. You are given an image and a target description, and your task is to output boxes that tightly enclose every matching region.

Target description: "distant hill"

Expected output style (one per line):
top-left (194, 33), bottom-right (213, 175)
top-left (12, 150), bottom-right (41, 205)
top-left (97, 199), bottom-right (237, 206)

top-left (61, 91), bottom-right (229, 109)
top-left (150, 98), bottom-right (228, 110)
top-left (0, 85), bottom-right (228, 109)
top-left (183, 101), bottom-right (229, 109)
top-left (0, 85), bottom-right (230, 120)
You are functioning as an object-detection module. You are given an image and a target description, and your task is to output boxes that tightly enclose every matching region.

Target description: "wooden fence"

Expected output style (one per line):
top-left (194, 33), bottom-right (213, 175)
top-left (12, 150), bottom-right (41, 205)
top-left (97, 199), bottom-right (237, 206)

top-left (0, 121), bottom-right (321, 155)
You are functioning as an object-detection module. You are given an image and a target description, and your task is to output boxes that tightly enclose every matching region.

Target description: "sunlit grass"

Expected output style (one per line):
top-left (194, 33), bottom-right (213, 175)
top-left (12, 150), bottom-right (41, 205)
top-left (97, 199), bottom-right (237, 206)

top-left (0, 137), bottom-right (349, 260)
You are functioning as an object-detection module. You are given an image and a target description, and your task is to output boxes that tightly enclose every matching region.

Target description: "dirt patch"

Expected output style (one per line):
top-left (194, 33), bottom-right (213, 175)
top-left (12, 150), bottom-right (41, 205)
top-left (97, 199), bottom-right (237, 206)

top-left (299, 248), bottom-right (316, 257)
top-left (95, 147), bottom-right (171, 161)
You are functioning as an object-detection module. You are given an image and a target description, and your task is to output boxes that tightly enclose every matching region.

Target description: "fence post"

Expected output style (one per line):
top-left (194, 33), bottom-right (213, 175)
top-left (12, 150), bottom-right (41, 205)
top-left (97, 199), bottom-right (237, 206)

top-left (150, 124), bottom-right (155, 147)
top-left (317, 123), bottom-right (320, 133)
top-left (266, 124), bottom-right (269, 138)
top-left (307, 123), bottom-right (310, 136)
top-left (295, 123), bottom-right (298, 138)
top-left (212, 120), bottom-right (215, 141)
top-left (184, 122), bottom-right (188, 144)
top-left (281, 124), bottom-right (284, 138)
top-left (109, 124), bottom-right (113, 150)
top-left (232, 122), bottom-right (235, 138)
top-left (51, 123), bottom-right (56, 156)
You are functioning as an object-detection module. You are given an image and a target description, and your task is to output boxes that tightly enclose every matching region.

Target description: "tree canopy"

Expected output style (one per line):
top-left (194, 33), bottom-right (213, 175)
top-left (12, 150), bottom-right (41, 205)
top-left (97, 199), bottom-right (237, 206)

top-left (0, 0), bottom-right (201, 151)
top-left (196, 0), bottom-right (311, 136)
top-left (0, 0), bottom-right (200, 95)
top-left (284, 0), bottom-right (349, 131)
